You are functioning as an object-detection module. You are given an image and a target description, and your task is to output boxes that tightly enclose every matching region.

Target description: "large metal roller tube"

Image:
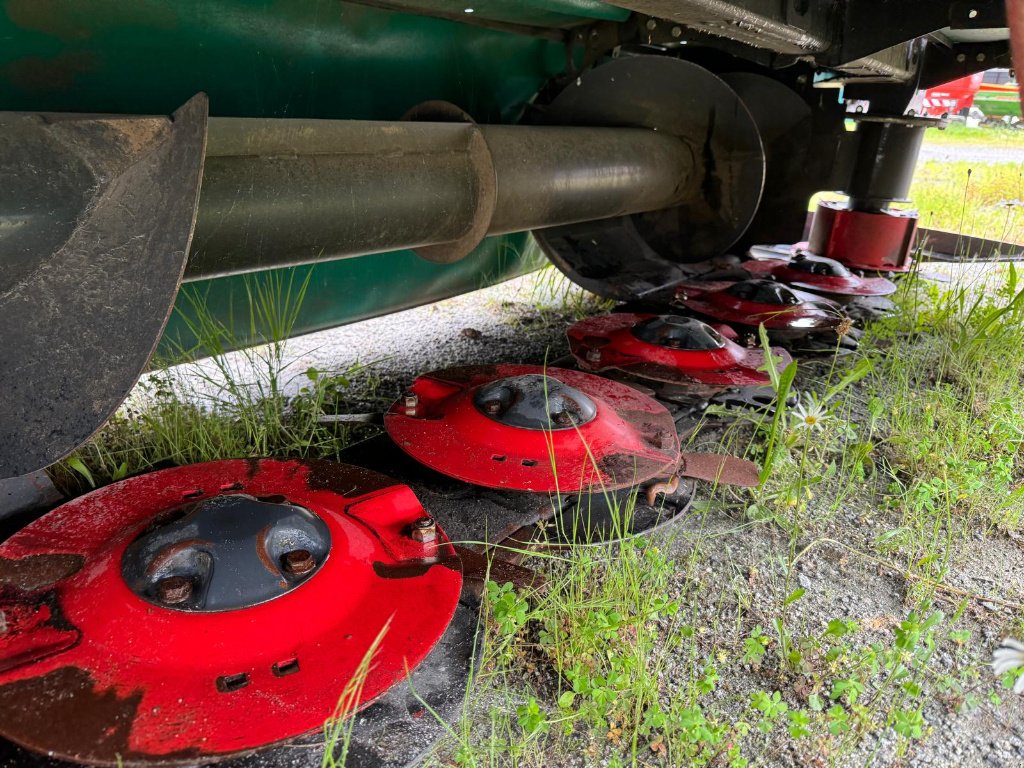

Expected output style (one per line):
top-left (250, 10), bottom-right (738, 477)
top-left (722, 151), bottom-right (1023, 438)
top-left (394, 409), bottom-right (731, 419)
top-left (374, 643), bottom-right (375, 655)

top-left (184, 117), bottom-right (695, 280)
top-left (482, 125), bottom-right (695, 235)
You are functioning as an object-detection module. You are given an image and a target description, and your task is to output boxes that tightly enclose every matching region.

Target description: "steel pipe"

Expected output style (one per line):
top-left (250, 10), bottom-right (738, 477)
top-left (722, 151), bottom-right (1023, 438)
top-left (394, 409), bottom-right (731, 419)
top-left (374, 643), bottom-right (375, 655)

top-left (481, 125), bottom-right (694, 235)
top-left (184, 117), bottom-right (695, 280)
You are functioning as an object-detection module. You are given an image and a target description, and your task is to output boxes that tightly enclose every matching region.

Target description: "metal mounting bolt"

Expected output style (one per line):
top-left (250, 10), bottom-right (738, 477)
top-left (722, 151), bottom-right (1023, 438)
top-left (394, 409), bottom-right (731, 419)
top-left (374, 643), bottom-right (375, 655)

top-left (403, 391), bottom-right (418, 415)
top-left (155, 575), bottom-right (193, 604)
top-left (976, 52), bottom-right (986, 62)
top-left (956, 53), bottom-right (967, 63)
top-left (552, 410), bottom-right (576, 427)
top-left (282, 549), bottom-right (316, 575)
top-left (482, 399), bottom-right (503, 415)
top-left (585, 348), bottom-right (602, 364)
top-left (645, 18), bottom-right (657, 31)
top-left (671, 26), bottom-right (682, 38)
top-left (410, 517), bottom-right (437, 544)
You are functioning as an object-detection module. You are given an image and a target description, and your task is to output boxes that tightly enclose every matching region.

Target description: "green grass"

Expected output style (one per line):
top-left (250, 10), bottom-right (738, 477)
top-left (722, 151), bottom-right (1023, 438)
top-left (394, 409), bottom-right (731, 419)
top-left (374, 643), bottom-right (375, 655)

top-left (911, 161), bottom-right (1024, 243)
top-left (921, 121), bottom-right (1024, 147)
top-left (55, 267), bottom-right (376, 493)
top-left (813, 161), bottom-right (1024, 244)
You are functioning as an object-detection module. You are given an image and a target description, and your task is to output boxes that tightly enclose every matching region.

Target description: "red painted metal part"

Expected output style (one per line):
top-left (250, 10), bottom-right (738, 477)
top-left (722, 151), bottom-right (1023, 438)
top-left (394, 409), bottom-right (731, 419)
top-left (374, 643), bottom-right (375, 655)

top-left (742, 255), bottom-right (897, 297)
top-left (384, 365), bottom-right (680, 492)
top-left (807, 200), bottom-right (918, 272)
top-left (0, 459), bottom-right (461, 766)
top-left (567, 313), bottom-right (792, 388)
top-left (675, 280), bottom-right (844, 332)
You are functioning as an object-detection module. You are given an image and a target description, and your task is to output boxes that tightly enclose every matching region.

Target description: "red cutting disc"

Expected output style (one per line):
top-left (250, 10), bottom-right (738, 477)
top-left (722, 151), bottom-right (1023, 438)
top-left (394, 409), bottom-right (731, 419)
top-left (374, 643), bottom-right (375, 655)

top-left (384, 365), bottom-right (680, 493)
top-left (742, 253), bottom-right (897, 297)
top-left (567, 313), bottom-right (792, 388)
top-left (676, 279), bottom-right (844, 332)
top-left (0, 459), bottom-right (461, 766)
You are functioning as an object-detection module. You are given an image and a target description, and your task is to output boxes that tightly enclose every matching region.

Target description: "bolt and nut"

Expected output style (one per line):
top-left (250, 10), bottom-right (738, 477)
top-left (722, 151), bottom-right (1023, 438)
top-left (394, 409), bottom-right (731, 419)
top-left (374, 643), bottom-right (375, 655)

top-left (585, 348), bottom-right (602, 364)
top-left (155, 575), bottom-right (193, 604)
top-left (410, 517), bottom-right (437, 544)
top-left (282, 549), bottom-right (316, 575)
top-left (403, 391), bottom-right (418, 415)
top-left (482, 399), bottom-right (503, 415)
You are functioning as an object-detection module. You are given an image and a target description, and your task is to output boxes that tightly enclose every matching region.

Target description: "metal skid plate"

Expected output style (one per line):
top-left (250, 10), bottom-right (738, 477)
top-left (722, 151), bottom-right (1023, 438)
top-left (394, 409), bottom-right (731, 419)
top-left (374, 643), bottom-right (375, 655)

top-left (545, 479), bottom-right (696, 546)
top-left (0, 459), bottom-right (462, 766)
top-left (742, 254), bottom-right (898, 298)
top-left (676, 279), bottom-right (845, 334)
top-left (533, 55), bottom-right (765, 301)
top-left (567, 313), bottom-right (792, 390)
top-left (0, 96), bottom-right (208, 480)
top-left (384, 365), bottom-right (680, 493)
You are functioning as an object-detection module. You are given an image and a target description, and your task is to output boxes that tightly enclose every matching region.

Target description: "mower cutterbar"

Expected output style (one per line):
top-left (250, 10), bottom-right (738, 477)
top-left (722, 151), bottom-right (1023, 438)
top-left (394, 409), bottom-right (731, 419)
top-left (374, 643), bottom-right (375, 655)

top-left (567, 313), bottom-right (792, 390)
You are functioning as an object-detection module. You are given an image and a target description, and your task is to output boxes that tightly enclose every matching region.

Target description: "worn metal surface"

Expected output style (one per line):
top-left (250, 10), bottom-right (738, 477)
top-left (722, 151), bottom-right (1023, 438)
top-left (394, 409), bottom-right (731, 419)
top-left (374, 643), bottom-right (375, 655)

top-left (717, 72), bottom-right (825, 252)
top-left (547, 479), bottom-right (696, 546)
top-left (186, 118), bottom-right (694, 278)
top-left (742, 254), bottom-right (898, 297)
top-left (0, 459), bottom-right (462, 765)
top-left (534, 55), bottom-right (765, 301)
top-left (483, 125), bottom-right (692, 235)
top-left (679, 452), bottom-right (760, 487)
top-left (843, 117), bottom-right (935, 211)
top-left (121, 495), bottom-right (331, 612)
top-left (385, 365), bottom-right (680, 493)
top-left (0, 473), bottom-right (62, 525)
top-left (613, 0), bottom-right (831, 55)
top-left (918, 228), bottom-right (1024, 262)
top-left (567, 313), bottom-right (792, 389)
top-left (0, 96), bottom-right (207, 480)
top-left (808, 202), bottom-right (918, 272)
top-left (677, 279), bottom-right (845, 332)
top-left (472, 374), bottom-right (598, 430)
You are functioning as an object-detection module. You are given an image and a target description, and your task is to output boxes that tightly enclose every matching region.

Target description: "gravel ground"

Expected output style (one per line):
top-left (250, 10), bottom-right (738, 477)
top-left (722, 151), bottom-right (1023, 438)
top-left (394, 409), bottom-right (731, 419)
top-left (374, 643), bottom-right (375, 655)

top-left (918, 144), bottom-right (1024, 165)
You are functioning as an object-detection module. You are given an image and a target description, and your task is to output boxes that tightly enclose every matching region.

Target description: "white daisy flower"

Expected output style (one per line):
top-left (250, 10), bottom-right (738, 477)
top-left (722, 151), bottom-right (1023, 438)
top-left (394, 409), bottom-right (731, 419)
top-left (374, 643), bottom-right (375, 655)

top-left (791, 395), bottom-right (828, 431)
top-left (993, 638), bottom-right (1024, 694)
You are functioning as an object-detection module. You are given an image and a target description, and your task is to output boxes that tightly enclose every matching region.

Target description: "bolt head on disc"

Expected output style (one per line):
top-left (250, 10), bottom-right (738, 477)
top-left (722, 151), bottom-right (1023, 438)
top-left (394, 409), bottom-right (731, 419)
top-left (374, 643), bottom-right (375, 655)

top-left (678, 280), bottom-right (844, 332)
top-left (0, 459), bottom-right (461, 766)
top-left (568, 313), bottom-right (792, 389)
top-left (742, 253), bottom-right (897, 297)
top-left (385, 365), bottom-right (680, 493)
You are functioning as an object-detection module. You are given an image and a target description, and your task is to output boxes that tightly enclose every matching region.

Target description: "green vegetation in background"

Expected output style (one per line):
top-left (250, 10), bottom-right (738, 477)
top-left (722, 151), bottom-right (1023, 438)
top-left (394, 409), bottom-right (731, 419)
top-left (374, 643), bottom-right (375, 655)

top-left (911, 161), bottom-right (1024, 244)
top-left (920, 122), bottom-right (1024, 146)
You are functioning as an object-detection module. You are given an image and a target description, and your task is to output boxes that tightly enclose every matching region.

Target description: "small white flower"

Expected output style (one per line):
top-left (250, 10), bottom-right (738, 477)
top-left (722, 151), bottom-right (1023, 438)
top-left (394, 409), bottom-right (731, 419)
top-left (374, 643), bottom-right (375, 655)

top-left (791, 395), bottom-right (828, 431)
top-left (992, 638), bottom-right (1024, 694)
